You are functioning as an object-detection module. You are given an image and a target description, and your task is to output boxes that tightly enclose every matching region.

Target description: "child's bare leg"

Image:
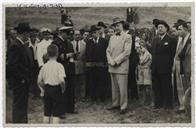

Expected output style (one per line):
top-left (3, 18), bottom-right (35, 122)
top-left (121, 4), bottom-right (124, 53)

top-left (52, 117), bottom-right (60, 124)
top-left (43, 116), bottom-right (50, 123)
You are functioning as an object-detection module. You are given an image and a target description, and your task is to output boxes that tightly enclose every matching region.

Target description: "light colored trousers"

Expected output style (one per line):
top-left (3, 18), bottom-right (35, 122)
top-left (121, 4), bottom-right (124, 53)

top-left (110, 73), bottom-right (128, 110)
top-left (174, 60), bottom-right (184, 109)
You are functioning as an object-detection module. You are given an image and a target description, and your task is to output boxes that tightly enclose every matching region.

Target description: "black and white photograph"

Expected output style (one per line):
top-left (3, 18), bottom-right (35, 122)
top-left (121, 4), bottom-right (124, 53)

top-left (3, 2), bottom-right (194, 126)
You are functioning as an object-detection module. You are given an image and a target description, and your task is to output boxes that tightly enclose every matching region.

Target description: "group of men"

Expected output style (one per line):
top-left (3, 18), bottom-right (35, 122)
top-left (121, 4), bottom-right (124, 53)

top-left (6, 14), bottom-right (191, 123)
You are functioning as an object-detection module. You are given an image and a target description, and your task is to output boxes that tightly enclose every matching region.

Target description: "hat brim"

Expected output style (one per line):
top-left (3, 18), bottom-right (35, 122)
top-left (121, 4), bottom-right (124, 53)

top-left (14, 27), bottom-right (32, 34)
top-left (157, 23), bottom-right (170, 30)
top-left (111, 21), bottom-right (124, 26)
top-left (90, 28), bottom-right (101, 33)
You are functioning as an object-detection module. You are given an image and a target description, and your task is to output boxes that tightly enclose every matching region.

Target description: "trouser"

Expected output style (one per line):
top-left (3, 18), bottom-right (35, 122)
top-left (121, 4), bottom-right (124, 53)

top-left (85, 67), bottom-right (94, 98)
top-left (128, 71), bottom-right (138, 100)
top-left (91, 67), bottom-right (108, 101)
top-left (12, 79), bottom-right (29, 123)
top-left (175, 60), bottom-right (185, 109)
top-left (65, 75), bottom-right (75, 113)
top-left (152, 73), bottom-right (173, 108)
top-left (74, 74), bottom-right (86, 99)
top-left (30, 61), bottom-right (40, 96)
top-left (110, 73), bottom-right (128, 110)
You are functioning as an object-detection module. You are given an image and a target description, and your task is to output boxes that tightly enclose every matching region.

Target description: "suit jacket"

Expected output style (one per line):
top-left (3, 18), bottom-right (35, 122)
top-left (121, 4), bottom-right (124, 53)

top-left (92, 37), bottom-right (108, 63)
top-left (71, 40), bottom-right (86, 74)
top-left (179, 35), bottom-right (191, 75)
top-left (106, 31), bottom-right (132, 74)
top-left (151, 34), bottom-right (177, 74)
top-left (53, 36), bottom-right (75, 75)
top-left (7, 38), bottom-right (33, 82)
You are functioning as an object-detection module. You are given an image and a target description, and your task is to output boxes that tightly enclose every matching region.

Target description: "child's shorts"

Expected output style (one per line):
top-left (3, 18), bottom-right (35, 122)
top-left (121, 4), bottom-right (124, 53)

top-left (44, 84), bottom-right (62, 117)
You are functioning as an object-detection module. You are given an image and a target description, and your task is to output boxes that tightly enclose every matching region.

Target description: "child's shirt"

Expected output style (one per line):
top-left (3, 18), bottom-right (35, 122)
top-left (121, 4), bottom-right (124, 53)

top-left (38, 59), bottom-right (66, 86)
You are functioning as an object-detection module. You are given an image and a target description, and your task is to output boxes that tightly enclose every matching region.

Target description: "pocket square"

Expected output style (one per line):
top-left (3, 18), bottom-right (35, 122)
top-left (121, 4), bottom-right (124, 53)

top-left (164, 42), bottom-right (168, 45)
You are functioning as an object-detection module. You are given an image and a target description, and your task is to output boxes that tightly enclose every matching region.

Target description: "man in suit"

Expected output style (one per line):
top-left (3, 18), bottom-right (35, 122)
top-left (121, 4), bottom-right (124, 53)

top-left (151, 20), bottom-right (177, 109)
top-left (71, 30), bottom-right (86, 101)
top-left (176, 21), bottom-right (191, 113)
top-left (29, 28), bottom-right (40, 98)
top-left (91, 25), bottom-right (109, 102)
top-left (106, 18), bottom-right (132, 114)
top-left (7, 22), bottom-right (33, 123)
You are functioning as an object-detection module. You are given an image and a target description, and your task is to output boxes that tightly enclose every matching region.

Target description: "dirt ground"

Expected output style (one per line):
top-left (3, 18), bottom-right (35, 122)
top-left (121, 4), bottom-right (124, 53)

top-left (6, 89), bottom-right (191, 124)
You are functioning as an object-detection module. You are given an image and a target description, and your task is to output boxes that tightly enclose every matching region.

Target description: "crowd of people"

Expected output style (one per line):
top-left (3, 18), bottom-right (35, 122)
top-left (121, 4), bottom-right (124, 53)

top-left (6, 13), bottom-right (191, 123)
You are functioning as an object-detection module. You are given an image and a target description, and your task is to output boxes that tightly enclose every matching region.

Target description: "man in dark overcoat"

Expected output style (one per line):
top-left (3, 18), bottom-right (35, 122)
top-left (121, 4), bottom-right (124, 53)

top-left (7, 22), bottom-right (33, 123)
top-left (151, 20), bottom-right (177, 109)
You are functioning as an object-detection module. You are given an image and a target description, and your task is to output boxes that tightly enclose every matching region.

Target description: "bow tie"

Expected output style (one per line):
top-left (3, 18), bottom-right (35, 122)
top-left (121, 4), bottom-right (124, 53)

top-left (116, 32), bottom-right (121, 36)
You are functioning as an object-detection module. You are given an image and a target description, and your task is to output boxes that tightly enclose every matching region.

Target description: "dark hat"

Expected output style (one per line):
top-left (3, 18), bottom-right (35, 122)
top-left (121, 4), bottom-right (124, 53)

top-left (174, 19), bottom-right (187, 29)
top-left (97, 21), bottom-right (107, 28)
top-left (29, 28), bottom-right (39, 37)
top-left (177, 19), bottom-right (186, 24)
top-left (90, 25), bottom-right (101, 32)
top-left (152, 19), bottom-right (160, 28)
top-left (14, 22), bottom-right (32, 34)
top-left (157, 20), bottom-right (170, 31)
top-left (111, 17), bottom-right (124, 26)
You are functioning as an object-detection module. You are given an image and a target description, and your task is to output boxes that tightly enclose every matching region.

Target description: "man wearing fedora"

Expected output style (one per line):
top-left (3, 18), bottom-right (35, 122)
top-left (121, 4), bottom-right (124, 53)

top-left (7, 22), bottom-right (33, 123)
top-left (106, 17), bottom-right (132, 114)
top-left (151, 20), bottom-right (177, 109)
top-left (97, 21), bottom-right (107, 39)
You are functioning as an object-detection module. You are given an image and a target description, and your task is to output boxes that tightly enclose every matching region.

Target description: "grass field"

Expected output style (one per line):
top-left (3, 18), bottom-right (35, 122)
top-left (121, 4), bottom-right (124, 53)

top-left (6, 7), bottom-right (191, 30)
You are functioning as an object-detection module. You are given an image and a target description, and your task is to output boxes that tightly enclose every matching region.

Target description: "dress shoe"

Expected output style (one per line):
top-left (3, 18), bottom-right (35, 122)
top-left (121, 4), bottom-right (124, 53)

top-left (120, 109), bottom-right (127, 114)
top-left (176, 109), bottom-right (185, 114)
top-left (107, 106), bottom-right (120, 110)
top-left (59, 115), bottom-right (66, 119)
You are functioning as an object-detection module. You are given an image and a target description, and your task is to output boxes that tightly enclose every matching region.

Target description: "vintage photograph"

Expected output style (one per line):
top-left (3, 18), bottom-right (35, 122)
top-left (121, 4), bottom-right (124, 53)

top-left (4, 3), bottom-right (193, 126)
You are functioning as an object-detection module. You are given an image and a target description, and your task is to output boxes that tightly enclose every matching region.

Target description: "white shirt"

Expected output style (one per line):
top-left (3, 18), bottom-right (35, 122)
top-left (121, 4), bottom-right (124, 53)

top-left (72, 40), bottom-right (81, 52)
top-left (37, 39), bottom-right (53, 67)
top-left (29, 38), bottom-right (39, 60)
top-left (38, 59), bottom-right (66, 86)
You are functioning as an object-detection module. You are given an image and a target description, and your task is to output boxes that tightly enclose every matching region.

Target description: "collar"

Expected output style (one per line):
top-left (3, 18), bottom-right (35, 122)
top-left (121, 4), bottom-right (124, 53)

top-left (16, 37), bottom-right (25, 45)
top-left (182, 33), bottom-right (190, 47)
top-left (160, 33), bottom-right (167, 40)
top-left (58, 35), bottom-right (64, 42)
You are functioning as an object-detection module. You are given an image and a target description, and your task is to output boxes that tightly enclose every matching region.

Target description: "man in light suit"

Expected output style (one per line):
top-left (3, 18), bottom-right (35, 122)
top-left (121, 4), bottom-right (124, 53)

top-left (71, 30), bottom-right (86, 101)
top-left (106, 17), bottom-right (132, 114)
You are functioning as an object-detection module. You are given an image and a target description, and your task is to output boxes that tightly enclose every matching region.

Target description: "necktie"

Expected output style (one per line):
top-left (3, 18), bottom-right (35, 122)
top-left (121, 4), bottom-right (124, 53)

top-left (76, 41), bottom-right (79, 52)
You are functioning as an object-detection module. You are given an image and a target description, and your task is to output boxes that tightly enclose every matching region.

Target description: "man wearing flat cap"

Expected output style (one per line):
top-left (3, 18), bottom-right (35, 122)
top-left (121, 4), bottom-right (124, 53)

top-left (151, 20), bottom-right (177, 109)
top-left (106, 17), bottom-right (132, 114)
top-left (7, 22), bottom-right (33, 123)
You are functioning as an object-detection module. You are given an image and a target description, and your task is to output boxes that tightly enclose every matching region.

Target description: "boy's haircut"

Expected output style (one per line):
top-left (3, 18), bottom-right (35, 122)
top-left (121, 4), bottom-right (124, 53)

top-left (47, 44), bottom-right (59, 57)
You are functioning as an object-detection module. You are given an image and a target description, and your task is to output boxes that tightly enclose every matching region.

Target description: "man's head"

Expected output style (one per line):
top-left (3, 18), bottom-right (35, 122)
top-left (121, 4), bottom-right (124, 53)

top-left (41, 28), bottom-right (52, 41)
top-left (30, 28), bottom-right (39, 43)
top-left (177, 21), bottom-right (189, 37)
top-left (152, 19), bottom-right (159, 29)
top-left (157, 20), bottom-right (170, 36)
top-left (111, 17), bottom-right (124, 34)
top-left (74, 30), bottom-right (81, 41)
top-left (170, 25), bottom-right (179, 38)
top-left (90, 25), bottom-right (101, 39)
top-left (14, 22), bottom-right (32, 42)
top-left (59, 26), bottom-right (73, 40)
top-left (47, 44), bottom-right (59, 58)
top-left (9, 29), bottom-right (17, 39)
